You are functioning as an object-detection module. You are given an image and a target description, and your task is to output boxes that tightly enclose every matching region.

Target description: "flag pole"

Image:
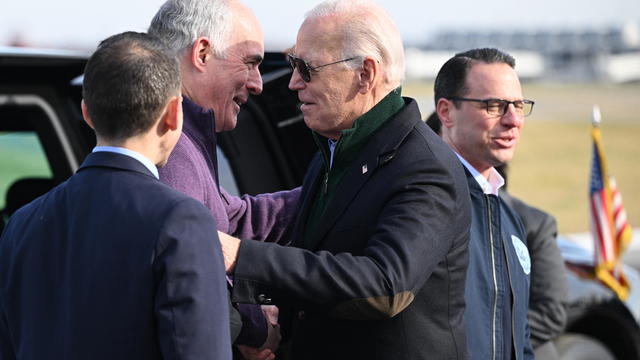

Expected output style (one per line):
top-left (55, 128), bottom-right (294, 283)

top-left (592, 105), bottom-right (601, 127)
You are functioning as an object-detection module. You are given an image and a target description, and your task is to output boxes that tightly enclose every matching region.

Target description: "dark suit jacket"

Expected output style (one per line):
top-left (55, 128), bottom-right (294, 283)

top-left (231, 99), bottom-right (471, 360)
top-left (0, 151), bottom-right (231, 360)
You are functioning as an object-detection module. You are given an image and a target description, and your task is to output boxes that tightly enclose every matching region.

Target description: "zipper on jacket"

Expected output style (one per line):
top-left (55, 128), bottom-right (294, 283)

top-left (486, 195), bottom-right (498, 360)
top-left (314, 137), bottom-right (332, 196)
top-left (322, 171), bottom-right (329, 195)
top-left (503, 238), bottom-right (519, 360)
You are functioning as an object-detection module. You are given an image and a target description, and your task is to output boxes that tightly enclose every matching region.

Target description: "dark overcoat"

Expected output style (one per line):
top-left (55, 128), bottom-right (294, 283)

top-left (232, 99), bottom-right (471, 360)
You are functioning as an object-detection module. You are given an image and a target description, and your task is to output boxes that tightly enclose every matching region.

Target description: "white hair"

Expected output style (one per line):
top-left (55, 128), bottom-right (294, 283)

top-left (305, 0), bottom-right (405, 86)
top-left (148, 0), bottom-right (234, 58)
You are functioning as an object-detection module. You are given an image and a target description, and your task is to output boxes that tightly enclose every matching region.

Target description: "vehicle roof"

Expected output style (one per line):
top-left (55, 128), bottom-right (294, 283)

top-left (0, 47), bottom-right (88, 87)
top-left (0, 46), bottom-right (90, 59)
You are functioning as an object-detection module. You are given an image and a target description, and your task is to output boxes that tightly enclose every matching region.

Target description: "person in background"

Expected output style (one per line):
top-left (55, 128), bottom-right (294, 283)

top-left (425, 110), bottom-right (442, 135)
top-left (0, 31), bottom-right (231, 360)
top-left (497, 164), bottom-right (568, 360)
top-left (434, 47), bottom-right (535, 359)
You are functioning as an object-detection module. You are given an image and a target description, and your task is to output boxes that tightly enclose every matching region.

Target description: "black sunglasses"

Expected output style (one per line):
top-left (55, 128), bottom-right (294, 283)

top-left (287, 53), bottom-right (358, 82)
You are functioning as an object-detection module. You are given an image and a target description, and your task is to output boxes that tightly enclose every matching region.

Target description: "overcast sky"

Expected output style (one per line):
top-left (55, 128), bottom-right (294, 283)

top-left (2, 0), bottom-right (639, 50)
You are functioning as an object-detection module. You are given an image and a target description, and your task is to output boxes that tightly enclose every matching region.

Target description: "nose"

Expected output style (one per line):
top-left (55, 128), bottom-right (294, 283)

top-left (501, 103), bottom-right (524, 128)
top-left (247, 67), bottom-right (263, 95)
top-left (288, 67), bottom-right (305, 91)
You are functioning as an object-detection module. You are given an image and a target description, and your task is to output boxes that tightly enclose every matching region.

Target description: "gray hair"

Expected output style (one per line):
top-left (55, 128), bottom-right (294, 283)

top-left (148, 0), bottom-right (234, 58)
top-left (305, 0), bottom-right (405, 87)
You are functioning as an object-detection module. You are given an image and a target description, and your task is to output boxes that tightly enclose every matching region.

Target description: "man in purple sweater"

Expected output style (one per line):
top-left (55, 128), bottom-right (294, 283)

top-left (149, 0), bottom-right (300, 359)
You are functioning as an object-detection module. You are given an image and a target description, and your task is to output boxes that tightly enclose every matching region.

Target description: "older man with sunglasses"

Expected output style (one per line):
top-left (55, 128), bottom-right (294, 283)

top-left (434, 48), bottom-right (536, 360)
top-left (217, 0), bottom-right (472, 359)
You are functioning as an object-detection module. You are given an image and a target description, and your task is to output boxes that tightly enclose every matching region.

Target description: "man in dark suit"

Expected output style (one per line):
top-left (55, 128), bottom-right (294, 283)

top-left (0, 32), bottom-right (231, 359)
top-left (217, 1), bottom-right (471, 359)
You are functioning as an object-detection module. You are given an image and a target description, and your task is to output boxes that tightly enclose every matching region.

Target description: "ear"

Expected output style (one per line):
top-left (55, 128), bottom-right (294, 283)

top-left (159, 96), bottom-right (183, 134)
top-left (436, 98), bottom-right (455, 129)
top-left (81, 100), bottom-right (95, 130)
top-left (357, 57), bottom-right (378, 94)
top-left (189, 37), bottom-right (213, 73)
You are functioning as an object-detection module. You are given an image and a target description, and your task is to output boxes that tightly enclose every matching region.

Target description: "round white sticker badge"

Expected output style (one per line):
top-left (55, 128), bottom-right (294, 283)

top-left (511, 235), bottom-right (531, 275)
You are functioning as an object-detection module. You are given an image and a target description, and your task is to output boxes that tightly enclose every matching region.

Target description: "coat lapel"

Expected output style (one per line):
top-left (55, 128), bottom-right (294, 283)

top-left (305, 99), bottom-right (423, 250)
top-left (305, 150), bottom-right (379, 250)
top-left (291, 153), bottom-right (325, 248)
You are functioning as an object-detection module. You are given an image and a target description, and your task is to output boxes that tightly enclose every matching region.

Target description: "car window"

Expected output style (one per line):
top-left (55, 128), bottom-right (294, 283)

top-left (0, 93), bottom-right (82, 228)
top-left (0, 131), bottom-right (52, 213)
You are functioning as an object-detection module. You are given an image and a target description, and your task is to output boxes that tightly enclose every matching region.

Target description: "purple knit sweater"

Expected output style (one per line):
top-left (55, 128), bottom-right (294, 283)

top-left (159, 97), bottom-right (300, 347)
top-left (159, 97), bottom-right (300, 243)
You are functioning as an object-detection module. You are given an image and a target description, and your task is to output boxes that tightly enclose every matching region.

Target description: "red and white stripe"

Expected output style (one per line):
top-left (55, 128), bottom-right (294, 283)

top-left (591, 189), bottom-right (615, 263)
top-left (611, 178), bottom-right (630, 244)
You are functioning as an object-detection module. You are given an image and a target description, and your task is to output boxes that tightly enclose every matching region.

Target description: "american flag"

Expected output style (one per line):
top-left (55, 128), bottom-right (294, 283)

top-left (589, 114), bottom-right (633, 300)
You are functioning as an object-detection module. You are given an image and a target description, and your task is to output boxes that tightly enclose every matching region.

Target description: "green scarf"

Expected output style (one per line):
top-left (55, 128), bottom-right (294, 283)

top-left (303, 87), bottom-right (404, 248)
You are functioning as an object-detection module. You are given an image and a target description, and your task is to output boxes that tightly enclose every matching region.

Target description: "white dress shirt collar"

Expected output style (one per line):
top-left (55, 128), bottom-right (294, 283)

top-left (328, 138), bottom-right (338, 169)
top-left (454, 153), bottom-right (504, 195)
top-left (92, 146), bottom-right (159, 179)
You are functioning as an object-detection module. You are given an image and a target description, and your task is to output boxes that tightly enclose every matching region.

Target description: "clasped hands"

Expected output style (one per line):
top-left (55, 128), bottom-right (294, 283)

top-left (218, 231), bottom-right (281, 360)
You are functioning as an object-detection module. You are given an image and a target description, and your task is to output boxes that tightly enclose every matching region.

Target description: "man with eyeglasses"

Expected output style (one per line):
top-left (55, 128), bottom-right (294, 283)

top-left (217, 1), bottom-right (471, 359)
top-left (434, 48), bottom-right (535, 360)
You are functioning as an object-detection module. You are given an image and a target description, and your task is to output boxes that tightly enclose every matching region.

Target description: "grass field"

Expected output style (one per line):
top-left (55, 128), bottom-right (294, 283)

top-left (403, 81), bottom-right (640, 233)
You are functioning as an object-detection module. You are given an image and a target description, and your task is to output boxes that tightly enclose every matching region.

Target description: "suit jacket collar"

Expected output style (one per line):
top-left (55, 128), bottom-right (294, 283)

top-left (298, 98), bottom-right (423, 250)
top-left (77, 151), bottom-right (158, 179)
top-left (312, 88), bottom-right (405, 174)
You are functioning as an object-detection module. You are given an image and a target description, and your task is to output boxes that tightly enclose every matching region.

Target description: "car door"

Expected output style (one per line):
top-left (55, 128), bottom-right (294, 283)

top-left (0, 49), bottom-right (90, 229)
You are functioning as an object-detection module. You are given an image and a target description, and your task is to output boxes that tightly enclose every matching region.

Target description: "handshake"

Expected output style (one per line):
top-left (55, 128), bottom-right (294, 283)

top-left (219, 231), bottom-right (281, 360)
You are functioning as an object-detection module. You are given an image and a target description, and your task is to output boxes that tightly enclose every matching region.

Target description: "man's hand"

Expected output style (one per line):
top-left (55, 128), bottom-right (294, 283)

top-left (217, 231), bottom-right (241, 273)
top-left (261, 305), bottom-right (279, 327)
top-left (237, 305), bottom-right (281, 360)
top-left (260, 305), bottom-right (281, 352)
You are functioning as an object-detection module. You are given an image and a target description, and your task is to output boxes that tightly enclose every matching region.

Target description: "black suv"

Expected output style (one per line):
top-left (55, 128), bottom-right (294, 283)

top-left (1, 47), bottom-right (639, 360)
